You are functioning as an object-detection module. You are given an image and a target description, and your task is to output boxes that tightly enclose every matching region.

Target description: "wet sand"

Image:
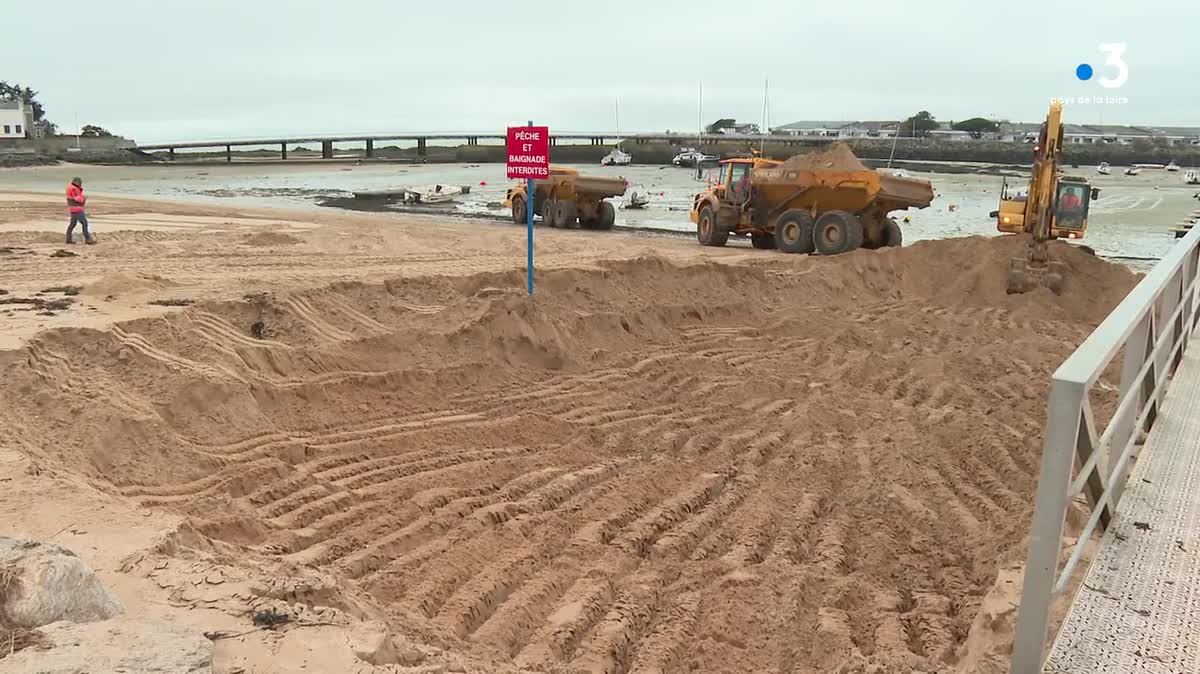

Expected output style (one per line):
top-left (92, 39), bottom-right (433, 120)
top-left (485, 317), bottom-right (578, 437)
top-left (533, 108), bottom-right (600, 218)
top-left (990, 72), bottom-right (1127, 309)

top-left (5, 160), bottom-right (1196, 259)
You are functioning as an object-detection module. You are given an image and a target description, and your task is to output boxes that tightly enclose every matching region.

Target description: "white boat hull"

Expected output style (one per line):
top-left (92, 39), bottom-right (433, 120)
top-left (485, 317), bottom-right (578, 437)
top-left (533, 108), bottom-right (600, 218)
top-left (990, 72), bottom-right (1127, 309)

top-left (601, 149), bottom-right (632, 166)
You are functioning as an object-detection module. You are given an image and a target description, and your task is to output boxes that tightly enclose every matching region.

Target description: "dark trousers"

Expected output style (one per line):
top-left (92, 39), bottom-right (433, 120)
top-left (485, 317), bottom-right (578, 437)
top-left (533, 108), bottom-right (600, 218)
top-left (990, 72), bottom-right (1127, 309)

top-left (67, 212), bottom-right (91, 242)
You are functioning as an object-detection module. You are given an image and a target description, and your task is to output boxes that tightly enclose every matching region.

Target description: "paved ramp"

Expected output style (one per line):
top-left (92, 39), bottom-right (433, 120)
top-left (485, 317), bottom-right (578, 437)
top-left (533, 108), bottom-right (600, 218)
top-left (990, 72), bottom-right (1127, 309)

top-left (1044, 345), bottom-right (1200, 673)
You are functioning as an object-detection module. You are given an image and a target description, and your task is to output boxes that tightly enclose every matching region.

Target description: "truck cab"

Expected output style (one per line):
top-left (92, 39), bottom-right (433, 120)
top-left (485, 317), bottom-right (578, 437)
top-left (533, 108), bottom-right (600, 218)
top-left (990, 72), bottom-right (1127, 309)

top-left (691, 157), bottom-right (780, 225)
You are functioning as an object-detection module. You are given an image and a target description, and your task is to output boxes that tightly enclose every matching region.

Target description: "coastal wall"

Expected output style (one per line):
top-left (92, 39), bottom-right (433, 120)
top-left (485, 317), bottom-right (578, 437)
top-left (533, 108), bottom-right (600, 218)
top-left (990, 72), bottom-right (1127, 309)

top-left (319, 139), bottom-right (1200, 167)
top-left (0, 135), bottom-right (146, 167)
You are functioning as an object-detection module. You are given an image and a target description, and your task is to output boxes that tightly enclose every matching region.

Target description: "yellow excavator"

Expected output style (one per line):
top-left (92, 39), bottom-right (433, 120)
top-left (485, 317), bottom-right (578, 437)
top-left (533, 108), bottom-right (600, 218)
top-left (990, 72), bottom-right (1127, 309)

top-left (992, 101), bottom-right (1100, 294)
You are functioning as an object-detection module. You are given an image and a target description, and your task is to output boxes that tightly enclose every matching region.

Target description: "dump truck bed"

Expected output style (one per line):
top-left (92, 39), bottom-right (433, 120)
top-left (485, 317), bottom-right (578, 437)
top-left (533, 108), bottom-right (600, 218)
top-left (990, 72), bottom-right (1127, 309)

top-left (877, 173), bottom-right (936, 210)
top-left (570, 175), bottom-right (629, 199)
top-left (749, 145), bottom-right (934, 214)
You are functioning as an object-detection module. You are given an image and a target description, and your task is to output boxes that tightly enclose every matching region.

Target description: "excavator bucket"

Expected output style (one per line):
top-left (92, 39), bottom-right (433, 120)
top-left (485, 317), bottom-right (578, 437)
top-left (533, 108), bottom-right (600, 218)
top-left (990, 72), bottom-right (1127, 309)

top-left (1006, 257), bottom-right (1029, 294)
top-left (1006, 241), bottom-right (1067, 295)
top-left (1046, 261), bottom-right (1066, 294)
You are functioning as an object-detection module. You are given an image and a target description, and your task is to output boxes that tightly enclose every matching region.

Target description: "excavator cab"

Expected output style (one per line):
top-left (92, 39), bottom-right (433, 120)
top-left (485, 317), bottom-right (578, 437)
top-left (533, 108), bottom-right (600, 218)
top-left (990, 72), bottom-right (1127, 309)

top-left (1050, 178), bottom-right (1095, 238)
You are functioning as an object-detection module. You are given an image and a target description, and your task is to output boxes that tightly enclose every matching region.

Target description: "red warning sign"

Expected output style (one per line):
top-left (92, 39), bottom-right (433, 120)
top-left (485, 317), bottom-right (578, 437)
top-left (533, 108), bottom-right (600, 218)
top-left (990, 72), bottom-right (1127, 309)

top-left (506, 126), bottom-right (550, 180)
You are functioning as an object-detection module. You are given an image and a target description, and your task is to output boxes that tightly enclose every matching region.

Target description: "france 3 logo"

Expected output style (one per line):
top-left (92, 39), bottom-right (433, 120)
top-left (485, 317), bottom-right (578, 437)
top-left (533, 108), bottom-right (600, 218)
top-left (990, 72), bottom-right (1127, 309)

top-left (1074, 43), bottom-right (1128, 89)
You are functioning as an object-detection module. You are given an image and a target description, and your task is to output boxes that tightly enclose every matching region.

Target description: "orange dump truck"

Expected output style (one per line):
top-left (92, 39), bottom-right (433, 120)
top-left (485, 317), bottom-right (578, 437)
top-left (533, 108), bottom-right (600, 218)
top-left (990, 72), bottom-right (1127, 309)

top-left (504, 167), bottom-right (628, 230)
top-left (688, 143), bottom-right (934, 254)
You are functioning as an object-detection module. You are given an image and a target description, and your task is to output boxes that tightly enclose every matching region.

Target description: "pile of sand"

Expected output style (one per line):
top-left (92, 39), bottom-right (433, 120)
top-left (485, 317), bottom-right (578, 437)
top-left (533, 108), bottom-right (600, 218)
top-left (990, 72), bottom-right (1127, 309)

top-left (780, 141), bottom-right (869, 172)
top-left (82, 272), bottom-right (176, 299)
top-left (242, 232), bottom-right (303, 247)
top-left (0, 235), bottom-right (1139, 673)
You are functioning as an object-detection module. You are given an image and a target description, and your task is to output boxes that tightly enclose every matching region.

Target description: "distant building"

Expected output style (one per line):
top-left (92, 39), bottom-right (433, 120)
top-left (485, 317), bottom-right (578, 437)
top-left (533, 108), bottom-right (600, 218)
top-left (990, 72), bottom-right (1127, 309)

top-left (771, 121), bottom-right (852, 137)
top-left (773, 117), bottom-right (1200, 145)
top-left (718, 122), bottom-right (760, 135)
top-left (840, 121), bottom-right (900, 138)
top-left (772, 120), bottom-right (899, 138)
top-left (0, 99), bottom-right (32, 139)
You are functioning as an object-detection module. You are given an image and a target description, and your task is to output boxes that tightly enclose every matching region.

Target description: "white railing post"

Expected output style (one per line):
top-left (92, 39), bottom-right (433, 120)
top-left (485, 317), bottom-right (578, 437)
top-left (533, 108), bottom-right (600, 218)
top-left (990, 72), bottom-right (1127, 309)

top-left (1160, 267), bottom-right (1183, 377)
top-left (1010, 381), bottom-right (1087, 674)
top-left (1182, 248), bottom-right (1199, 346)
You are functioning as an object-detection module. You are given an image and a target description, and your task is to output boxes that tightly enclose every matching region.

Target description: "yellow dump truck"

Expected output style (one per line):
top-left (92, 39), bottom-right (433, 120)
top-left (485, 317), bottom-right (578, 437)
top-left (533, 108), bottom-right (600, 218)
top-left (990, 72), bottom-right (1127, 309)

top-left (504, 167), bottom-right (628, 230)
top-left (688, 144), bottom-right (934, 254)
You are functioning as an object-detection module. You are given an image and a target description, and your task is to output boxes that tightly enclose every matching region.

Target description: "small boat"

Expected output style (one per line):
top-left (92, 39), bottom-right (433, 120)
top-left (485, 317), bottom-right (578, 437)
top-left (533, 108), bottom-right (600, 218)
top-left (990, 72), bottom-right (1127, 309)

top-left (1096, 161), bottom-right (1111, 175)
top-left (401, 184), bottom-right (462, 204)
top-left (671, 148), bottom-right (720, 168)
top-left (1124, 166), bottom-right (1142, 176)
top-left (601, 148), bottom-right (632, 166)
top-left (621, 188), bottom-right (650, 209)
top-left (1166, 160), bottom-right (1181, 172)
top-left (1185, 170), bottom-right (1200, 185)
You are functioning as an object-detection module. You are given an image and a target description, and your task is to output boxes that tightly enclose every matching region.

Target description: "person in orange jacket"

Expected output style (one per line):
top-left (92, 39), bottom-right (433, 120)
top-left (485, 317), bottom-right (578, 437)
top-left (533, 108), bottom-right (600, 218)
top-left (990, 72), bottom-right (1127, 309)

top-left (66, 177), bottom-right (95, 244)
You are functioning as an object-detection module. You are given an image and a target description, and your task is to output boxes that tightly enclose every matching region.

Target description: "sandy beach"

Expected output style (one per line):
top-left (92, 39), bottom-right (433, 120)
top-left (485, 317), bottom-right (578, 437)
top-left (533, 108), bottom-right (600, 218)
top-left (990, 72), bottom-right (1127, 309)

top-left (1, 180), bottom-right (1141, 672)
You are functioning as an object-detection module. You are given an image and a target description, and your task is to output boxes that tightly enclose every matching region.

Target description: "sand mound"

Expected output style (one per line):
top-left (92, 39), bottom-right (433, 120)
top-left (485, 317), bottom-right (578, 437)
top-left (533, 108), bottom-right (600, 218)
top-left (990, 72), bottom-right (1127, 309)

top-left (780, 141), bottom-right (868, 172)
top-left (83, 272), bottom-right (176, 298)
top-left (242, 232), bottom-right (303, 247)
top-left (0, 236), bottom-right (1139, 673)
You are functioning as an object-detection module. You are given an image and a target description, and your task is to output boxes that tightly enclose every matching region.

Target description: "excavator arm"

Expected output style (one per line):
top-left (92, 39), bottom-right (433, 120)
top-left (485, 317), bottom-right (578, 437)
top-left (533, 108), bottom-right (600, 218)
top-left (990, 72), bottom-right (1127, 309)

top-left (997, 101), bottom-right (1093, 294)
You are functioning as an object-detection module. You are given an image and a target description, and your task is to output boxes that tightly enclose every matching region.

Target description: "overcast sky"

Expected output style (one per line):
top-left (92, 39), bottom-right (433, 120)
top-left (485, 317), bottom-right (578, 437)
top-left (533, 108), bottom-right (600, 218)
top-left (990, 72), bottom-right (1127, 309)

top-left (5, 0), bottom-right (1196, 142)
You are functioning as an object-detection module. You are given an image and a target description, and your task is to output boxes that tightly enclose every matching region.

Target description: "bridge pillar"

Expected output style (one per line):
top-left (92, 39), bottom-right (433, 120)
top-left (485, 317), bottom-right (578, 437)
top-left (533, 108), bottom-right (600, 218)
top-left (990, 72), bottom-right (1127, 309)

top-left (281, 143), bottom-right (288, 160)
top-left (226, 145), bottom-right (232, 163)
top-left (321, 140), bottom-right (333, 159)
top-left (168, 147), bottom-right (175, 160)
top-left (365, 139), bottom-right (374, 159)
top-left (417, 138), bottom-right (427, 156)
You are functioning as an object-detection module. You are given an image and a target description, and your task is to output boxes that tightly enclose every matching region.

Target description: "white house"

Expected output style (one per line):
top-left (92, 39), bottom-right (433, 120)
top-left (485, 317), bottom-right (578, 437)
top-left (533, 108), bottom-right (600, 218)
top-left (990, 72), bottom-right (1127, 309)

top-left (0, 99), bottom-right (31, 139)
top-left (771, 121), bottom-right (852, 137)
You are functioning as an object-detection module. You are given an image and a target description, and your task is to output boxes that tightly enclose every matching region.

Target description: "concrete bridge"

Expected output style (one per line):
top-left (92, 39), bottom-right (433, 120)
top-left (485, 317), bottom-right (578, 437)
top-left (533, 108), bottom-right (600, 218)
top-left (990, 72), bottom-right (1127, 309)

top-left (133, 132), bottom-right (838, 161)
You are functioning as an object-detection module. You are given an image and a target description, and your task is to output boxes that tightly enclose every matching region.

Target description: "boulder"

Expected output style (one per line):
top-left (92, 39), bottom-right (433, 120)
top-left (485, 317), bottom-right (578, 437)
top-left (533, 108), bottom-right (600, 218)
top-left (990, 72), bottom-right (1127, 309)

top-left (0, 537), bottom-right (123, 628)
top-left (0, 618), bottom-right (212, 673)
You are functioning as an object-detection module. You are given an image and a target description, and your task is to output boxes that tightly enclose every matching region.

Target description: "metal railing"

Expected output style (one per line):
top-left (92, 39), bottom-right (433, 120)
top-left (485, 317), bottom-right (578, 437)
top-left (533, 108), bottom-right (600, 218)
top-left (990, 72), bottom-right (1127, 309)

top-left (1009, 223), bottom-right (1200, 673)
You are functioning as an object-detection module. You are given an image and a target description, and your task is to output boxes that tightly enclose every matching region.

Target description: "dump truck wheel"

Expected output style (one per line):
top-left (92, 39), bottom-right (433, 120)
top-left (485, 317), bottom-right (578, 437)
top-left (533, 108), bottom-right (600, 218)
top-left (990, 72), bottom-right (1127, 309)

top-left (542, 200), bottom-right (557, 227)
top-left (814, 210), bottom-right (864, 255)
top-left (557, 201), bottom-right (579, 229)
top-left (775, 209), bottom-right (815, 254)
top-left (596, 201), bottom-right (616, 230)
top-left (697, 206), bottom-right (728, 246)
top-left (751, 233), bottom-right (776, 250)
top-left (884, 218), bottom-right (903, 247)
top-left (510, 196), bottom-right (527, 225)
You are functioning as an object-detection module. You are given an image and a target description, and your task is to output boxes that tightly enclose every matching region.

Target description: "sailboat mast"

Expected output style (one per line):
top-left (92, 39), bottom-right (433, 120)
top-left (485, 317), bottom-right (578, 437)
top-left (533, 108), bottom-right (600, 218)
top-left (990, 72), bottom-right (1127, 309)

top-left (760, 77), bottom-right (769, 153)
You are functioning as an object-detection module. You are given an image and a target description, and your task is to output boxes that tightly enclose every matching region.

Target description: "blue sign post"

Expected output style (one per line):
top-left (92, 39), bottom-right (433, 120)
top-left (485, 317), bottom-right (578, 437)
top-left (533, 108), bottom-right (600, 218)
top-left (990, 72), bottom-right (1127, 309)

top-left (527, 120), bottom-right (535, 295)
top-left (507, 121), bottom-right (549, 296)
